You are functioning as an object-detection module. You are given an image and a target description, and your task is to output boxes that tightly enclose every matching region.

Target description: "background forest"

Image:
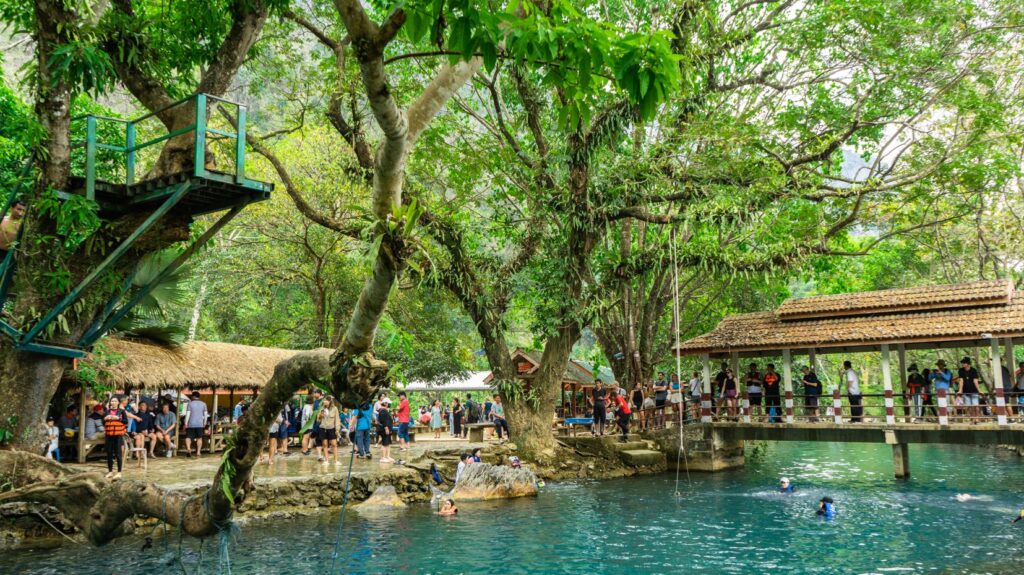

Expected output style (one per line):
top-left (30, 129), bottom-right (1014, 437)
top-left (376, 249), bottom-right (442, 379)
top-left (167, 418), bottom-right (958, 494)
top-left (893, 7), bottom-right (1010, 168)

top-left (3, 0), bottom-right (1023, 390)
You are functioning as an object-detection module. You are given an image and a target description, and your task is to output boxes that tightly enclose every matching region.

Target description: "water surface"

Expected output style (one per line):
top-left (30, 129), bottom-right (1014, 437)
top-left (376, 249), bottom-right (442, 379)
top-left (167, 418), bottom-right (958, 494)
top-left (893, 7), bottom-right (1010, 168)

top-left (9, 442), bottom-right (1024, 574)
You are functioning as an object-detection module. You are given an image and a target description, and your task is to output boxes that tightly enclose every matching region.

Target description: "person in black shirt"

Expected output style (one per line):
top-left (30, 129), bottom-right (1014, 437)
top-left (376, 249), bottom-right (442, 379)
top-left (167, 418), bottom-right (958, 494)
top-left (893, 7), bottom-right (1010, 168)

top-left (957, 357), bottom-right (985, 423)
top-left (653, 373), bottom-right (668, 427)
top-left (133, 401), bottom-right (157, 458)
top-left (763, 364), bottom-right (782, 423)
top-left (714, 363), bottom-right (729, 418)
top-left (801, 366), bottom-right (822, 422)
top-left (591, 380), bottom-right (608, 436)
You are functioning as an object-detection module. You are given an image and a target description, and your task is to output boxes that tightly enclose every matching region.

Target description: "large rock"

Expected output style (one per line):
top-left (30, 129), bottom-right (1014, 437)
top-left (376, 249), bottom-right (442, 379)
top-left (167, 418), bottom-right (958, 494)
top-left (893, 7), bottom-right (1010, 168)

top-left (451, 463), bottom-right (538, 500)
top-left (354, 485), bottom-right (406, 511)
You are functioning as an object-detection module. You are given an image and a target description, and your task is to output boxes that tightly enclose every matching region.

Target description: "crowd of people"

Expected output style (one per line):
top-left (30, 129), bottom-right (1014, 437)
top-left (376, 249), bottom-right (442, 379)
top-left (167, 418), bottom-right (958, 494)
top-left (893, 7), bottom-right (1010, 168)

top-left (582, 355), bottom-right (1024, 429)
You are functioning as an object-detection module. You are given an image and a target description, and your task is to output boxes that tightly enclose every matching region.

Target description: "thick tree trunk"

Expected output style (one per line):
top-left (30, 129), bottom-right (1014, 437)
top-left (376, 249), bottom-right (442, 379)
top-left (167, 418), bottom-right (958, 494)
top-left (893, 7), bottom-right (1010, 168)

top-left (503, 330), bottom-right (574, 459)
top-left (0, 352), bottom-right (65, 452)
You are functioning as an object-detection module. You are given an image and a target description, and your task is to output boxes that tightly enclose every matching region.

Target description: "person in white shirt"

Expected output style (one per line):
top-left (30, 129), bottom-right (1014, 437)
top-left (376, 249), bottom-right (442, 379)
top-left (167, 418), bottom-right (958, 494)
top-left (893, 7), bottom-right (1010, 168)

top-left (46, 416), bottom-right (60, 461)
top-left (843, 360), bottom-right (863, 423)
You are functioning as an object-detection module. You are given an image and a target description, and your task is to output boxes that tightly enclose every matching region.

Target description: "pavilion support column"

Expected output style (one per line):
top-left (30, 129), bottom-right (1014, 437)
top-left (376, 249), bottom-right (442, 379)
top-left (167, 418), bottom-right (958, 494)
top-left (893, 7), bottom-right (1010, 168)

top-left (731, 351), bottom-right (748, 422)
top-left (77, 387), bottom-right (87, 464)
top-left (990, 338), bottom-right (1007, 426)
top-left (897, 344), bottom-right (908, 422)
top-left (881, 344), bottom-right (896, 425)
top-left (782, 349), bottom-right (794, 424)
top-left (701, 353), bottom-right (712, 423)
top-left (1006, 338), bottom-right (1016, 420)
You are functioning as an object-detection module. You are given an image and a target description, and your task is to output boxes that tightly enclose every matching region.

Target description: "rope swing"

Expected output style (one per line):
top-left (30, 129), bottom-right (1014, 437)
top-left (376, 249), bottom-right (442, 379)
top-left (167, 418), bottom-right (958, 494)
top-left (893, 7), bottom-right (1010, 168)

top-left (670, 228), bottom-right (692, 497)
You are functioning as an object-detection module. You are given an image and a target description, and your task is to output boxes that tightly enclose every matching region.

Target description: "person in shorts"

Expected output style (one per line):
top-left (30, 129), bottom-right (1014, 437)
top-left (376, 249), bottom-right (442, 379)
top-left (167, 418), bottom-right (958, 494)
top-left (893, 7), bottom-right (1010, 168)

top-left (746, 363), bottom-right (763, 419)
top-left (957, 357), bottom-right (984, 422)
top-left (801, 366), bottom-right (821, 422)
top-left (653, 373), bottom-right (668, 427)
top-left (591, 380), bottom-right (608, 436)
top-left (396, 392), bottom-right (411, 451)
top-left (688, 371), bottom-right (702, 421)
top-left (184, 392), bottom-right (208, 458)
top-left (377, 397), bottom-right (395, 463)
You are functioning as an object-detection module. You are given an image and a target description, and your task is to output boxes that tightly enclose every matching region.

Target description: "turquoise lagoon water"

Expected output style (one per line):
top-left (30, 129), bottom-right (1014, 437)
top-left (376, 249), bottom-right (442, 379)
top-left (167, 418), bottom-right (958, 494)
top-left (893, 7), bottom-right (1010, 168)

top-left (8, 442), bottom-right (1024, 574)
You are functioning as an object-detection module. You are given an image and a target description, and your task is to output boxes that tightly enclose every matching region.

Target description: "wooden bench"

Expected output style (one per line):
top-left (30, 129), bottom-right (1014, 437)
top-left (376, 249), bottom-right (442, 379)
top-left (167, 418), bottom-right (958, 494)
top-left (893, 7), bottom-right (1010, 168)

top-left (465, 422), bottom-right (491, 442)
top-left (391, 426), bottom-right (418, 443)
top-left (61, 438), bottom-right (103, 463)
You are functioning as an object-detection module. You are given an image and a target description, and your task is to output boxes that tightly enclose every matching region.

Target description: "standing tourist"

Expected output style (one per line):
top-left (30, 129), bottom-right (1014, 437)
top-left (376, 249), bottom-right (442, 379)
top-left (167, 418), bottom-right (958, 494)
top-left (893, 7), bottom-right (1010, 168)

top-left (763, 364), bottom-right (782, 423)
top-left (631, 383), bottom-right (646, 430)
top-left (153, 402), bottom-right (176, 458)
top-left (492, 394), bottom-right (509, 442)
top-left (957, 357), bottom-right (984, 423)
top-left (396, 392), bottom-right (411, 451)
top-left (843, 361), bottom-right (862, 423)
top-left (613, 388), bottom-right (632, 442)
top-left (355, 401), bottom-right (373, 458)
top-left (45, 416), bottom-right (60, 461)
top-left (720, 368), bottom-right (739, 419)
top-left (317, 396), bottom-right (341, 464)
top-left (591, 380), bottom-right (609, 436)
top-left (801, 365), bottom-right (821, 422)
top-left (377, 398), bottom-right (395, 463)
top-left (430, 400), bottom-right (443, 439)
top-left (1014, 361), bottom-right (1024, 418)
top-left (451, 398), bottom-right (464, 438)
top-left (907, 364), bottom-right (926, 419)
top-left (652, 374), bottom-right (669, 427)
top-left (183, 392), bottom-right (208, 458)
top-left (103, 397), bottom-right (140, 480)
top-left (669, 373), bottom-right (683, 421)
top-left (300, 395), bottom-right (315, 454)
top-left (688, 371), bottom-right (702, 422)
top-left (746, 363), bottom-right (763, 420)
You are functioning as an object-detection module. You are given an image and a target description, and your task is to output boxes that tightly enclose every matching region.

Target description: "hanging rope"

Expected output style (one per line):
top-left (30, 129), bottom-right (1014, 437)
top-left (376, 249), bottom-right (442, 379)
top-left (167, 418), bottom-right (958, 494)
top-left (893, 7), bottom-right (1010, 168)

top-left (670, 228), bottom-right (692, 497)
top-left (330, 446), bottom-right (358, 574)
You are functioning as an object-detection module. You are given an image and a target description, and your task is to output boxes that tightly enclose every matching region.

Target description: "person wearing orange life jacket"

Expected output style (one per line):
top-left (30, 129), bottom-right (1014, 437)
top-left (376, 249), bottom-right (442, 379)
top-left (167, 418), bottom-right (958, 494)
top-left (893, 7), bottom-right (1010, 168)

top-left (103, 396), bottom-right (141, 480)
top-left (612, 387), bottom-right (632, 443)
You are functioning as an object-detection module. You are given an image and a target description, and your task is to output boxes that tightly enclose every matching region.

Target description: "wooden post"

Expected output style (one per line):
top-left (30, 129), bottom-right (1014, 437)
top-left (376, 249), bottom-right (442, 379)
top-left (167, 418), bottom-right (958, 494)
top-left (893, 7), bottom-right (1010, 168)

top-left (1007, 338), bottom-right (1016, 420)
top-left (881, 344), bottom-right (896, 425)
top-left (701, 353), bottom-right (712, 423)
top-left (77, 387), bottom-right (87, 463)
top-left (782, 349), bottom-right (794, 423)
top-left (937, 388), bottom-right (949, 425)
top-left (897, 344), bottom-right (908, 422)
top-left (990, 338), bottom-right (1007, 426)
top-left (229, 389), bottom-right (235, 422)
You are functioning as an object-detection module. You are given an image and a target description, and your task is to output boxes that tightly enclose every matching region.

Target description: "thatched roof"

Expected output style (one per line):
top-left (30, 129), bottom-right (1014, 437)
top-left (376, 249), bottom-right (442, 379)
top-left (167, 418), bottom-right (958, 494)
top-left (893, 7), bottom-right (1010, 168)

top-left (676, 280), bottom-right (1024, 358)
top-left (83, 338), bottom-right (321, 390)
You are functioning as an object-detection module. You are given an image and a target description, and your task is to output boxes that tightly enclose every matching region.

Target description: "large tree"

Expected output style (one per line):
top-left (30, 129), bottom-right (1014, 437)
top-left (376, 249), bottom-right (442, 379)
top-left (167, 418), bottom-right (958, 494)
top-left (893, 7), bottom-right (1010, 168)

top-left (0, 0), bottom-right (478, 545)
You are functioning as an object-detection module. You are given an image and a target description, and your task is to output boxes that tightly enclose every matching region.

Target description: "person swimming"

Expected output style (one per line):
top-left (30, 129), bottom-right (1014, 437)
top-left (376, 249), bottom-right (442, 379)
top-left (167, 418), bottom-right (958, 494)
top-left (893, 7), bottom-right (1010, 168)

top-left (438, 498), bottom-right (458, 516)
top-left (1012, 508), bottom-right (1023, 524)
top-left (779, 477), bottom-right (795, 493)
top-left (817, 496), bottom-right (836, 519)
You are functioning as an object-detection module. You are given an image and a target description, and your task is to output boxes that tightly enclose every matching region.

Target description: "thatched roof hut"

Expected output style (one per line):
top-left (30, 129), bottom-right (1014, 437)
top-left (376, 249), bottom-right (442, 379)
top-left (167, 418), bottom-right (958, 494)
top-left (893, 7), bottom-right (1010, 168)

top-left (85, 338), bottom-right (319, 391)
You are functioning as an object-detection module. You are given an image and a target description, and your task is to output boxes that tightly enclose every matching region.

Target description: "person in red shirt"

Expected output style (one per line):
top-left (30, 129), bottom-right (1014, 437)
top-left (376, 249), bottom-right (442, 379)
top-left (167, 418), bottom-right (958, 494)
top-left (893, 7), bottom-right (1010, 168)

top-left (612, 387), bottom-right (632, 443)
top-left (396, 392), bottom-right (411, 451)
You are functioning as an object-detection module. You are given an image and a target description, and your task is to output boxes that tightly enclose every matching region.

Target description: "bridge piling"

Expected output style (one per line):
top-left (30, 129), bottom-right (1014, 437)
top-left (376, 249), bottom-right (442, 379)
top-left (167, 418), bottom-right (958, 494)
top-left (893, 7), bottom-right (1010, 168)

top-left (891, 442), bottom-right (910, 479)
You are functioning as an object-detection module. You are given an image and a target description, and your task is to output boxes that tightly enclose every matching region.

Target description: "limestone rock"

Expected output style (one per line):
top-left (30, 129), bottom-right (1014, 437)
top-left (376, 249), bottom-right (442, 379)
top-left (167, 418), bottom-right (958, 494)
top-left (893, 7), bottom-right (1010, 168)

top-left (452, 463), bottom-right (538, 500)
top-left (354, 485), bottom-right (406, 511)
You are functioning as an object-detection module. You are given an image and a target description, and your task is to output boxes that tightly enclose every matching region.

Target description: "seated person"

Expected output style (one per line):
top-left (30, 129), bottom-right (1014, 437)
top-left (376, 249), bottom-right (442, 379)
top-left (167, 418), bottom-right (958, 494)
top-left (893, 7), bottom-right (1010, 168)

top-left (57, 406), bottom-right (79, 438)
top-left (85, 404), bottom-right (105, 440)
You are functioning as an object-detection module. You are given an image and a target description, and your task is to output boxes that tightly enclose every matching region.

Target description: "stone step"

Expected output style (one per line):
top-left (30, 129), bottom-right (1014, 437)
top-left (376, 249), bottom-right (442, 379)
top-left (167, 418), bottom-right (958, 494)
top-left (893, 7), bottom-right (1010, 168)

top-left (612, 441), bottom-right (650, 452)
top-left (618, 449), bottom-right (667, 467)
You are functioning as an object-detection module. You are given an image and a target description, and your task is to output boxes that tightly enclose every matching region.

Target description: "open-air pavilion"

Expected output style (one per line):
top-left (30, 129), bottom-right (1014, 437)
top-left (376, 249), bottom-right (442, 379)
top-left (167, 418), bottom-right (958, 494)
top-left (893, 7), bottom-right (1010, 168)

top-left (675, 279), bottom-right (1023, 426)
top-left (65, 338), bottom-right (316, 461)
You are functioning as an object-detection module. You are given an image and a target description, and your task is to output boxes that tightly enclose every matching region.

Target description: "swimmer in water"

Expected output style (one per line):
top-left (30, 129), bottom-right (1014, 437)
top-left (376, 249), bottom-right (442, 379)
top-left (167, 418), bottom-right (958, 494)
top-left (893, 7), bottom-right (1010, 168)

top-left (438, 498), bottom-right (458, 516)
top-left (779, 477), bottom-right (795, 493)
top-left (1012, 509), bottom-right (1023, 524)
top-left (955, 493), bottom-right (974, 502)
top-left (816, 496), bottom-right (836, 519)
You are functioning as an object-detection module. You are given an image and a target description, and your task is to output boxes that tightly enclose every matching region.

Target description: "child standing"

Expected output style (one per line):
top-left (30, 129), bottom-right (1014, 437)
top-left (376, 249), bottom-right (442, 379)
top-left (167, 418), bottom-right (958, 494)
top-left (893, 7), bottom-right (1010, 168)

top-left (45, 416), bottom-right (60, 461)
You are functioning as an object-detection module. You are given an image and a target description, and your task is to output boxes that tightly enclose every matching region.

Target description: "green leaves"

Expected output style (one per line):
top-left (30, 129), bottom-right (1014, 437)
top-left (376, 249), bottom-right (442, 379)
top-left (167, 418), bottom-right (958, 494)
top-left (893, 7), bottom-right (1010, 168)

top-left (47, 41), bottom-right (117, 96)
